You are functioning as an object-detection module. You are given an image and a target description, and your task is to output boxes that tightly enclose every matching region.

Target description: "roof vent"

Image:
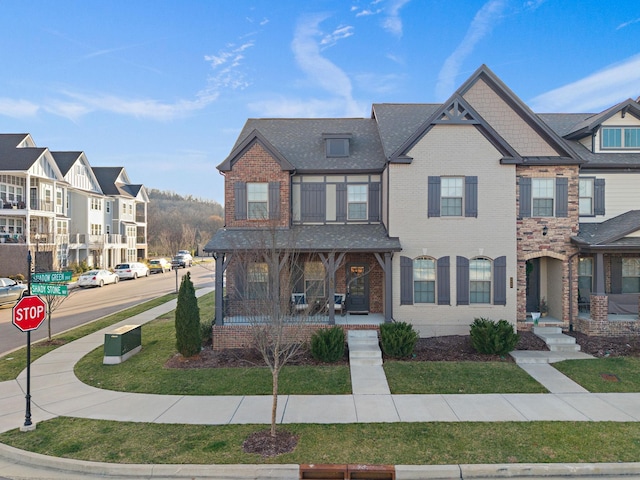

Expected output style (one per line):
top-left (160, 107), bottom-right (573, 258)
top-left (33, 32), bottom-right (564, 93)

top-left (323, 133), bottom-right (352, 157)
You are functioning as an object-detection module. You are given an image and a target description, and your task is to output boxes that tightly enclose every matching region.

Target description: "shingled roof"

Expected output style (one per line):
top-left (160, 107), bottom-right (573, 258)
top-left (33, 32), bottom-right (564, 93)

top-left (573, 210), bottom-right (640, 249)
top-left (220, 118), bottom-right (387, 173)
top-left (204, 224), bottom-right (401, 254)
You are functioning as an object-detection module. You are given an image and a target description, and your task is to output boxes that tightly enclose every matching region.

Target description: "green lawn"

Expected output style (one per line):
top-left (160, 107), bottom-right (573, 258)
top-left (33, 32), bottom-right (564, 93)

top-left (554, 357), bottom-right (640, 393)
top-left (2, 418), bottom-right (640, 465)
top-left (384, 361), bottom-right (548, 394)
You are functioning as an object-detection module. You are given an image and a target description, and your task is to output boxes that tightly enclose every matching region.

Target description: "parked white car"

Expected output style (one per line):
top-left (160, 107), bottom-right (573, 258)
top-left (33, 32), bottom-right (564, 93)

top-left (77, 270), bottom-right (119, 288)
top-left (114, 262), bottom-right (149, 280)
top-left (0, 277), bottom-right (28, 305)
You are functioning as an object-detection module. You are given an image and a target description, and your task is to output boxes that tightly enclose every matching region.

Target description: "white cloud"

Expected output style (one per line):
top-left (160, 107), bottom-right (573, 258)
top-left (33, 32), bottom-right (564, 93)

top-left (291, 14), bottom-right (361, 117)
top-left (381, 0), bottom-right (410, 36)
top-left (529, 54), bottom-right (640, 112)
top-left (435, 0), bottom-right (507, 100)
top-left (57, 91), bottom-right (212, 121)
top-left (617, 17), bottom-right (640, 30)
top-left (0, 98), bottom-right (39, 118)
top-left (320, 25), bottom-right (355, 48)
top-left (249, 96), bottom-right (366, 118)
top-left (43, 101), bottom-right (92, 120)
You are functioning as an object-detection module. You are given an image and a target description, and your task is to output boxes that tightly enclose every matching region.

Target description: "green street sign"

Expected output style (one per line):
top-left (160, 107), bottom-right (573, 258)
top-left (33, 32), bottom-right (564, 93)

top-left (30, 283), bottom-right (68, 296)
top-left (32, 271), bottom-right (73, 283)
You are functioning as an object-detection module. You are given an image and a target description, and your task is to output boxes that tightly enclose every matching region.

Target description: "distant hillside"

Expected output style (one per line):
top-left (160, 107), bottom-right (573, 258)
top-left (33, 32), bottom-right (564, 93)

top-left (147, 189), bottom-right (224, 257)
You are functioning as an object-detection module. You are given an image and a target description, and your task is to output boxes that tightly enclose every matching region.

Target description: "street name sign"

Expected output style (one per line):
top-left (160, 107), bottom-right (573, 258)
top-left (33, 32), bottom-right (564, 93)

top-left (12, 295), bottom-right (47, 332)
top-left (30, 283), bottom-right (68, 296)
top-left (32, 271), bottom-right (73, 283)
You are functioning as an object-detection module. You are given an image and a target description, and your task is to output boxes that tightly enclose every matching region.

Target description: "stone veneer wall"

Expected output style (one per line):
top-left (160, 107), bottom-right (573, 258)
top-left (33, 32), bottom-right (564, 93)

top-left (224, 142), bottom-right (290, 228)
top-left (212, 324), bottom-right (380, 350)
top-left (515, 165), bottom-right (580, 331)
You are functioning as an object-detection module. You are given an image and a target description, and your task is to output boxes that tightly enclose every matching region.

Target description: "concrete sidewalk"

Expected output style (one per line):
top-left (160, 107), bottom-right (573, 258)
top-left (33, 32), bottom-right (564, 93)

top-left (2, 289), bottom-right (640, 478)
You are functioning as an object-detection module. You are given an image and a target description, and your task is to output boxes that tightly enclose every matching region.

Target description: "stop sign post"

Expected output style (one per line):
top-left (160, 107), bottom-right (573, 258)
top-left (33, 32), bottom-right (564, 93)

top-left (12, 295), bottom-right (47, 332)
top-left (12, 293), bottom-right (47, 431)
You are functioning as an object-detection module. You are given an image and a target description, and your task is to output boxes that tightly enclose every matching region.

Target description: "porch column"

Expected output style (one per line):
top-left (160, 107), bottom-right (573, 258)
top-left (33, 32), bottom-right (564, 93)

top-left (214, 253), bottom-right (225, 326)
top-left (327, 254), bottom-right (336, 325)
top-left (385, 252), bottom-right (392, 322)
top-left (594, 252), bottom-right (605, 295)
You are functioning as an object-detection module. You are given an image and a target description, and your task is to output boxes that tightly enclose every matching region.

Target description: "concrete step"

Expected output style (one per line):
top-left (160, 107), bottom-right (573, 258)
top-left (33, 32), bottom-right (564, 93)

top-left (350, 357), bottom-right (383, 366)
top-left (548, 344), bottom-right (582, 352)
top-left (347, 329), bottom-right (383, 366)
top-left (533, 326), bottom-right (562, 335)
top-left (537, 333), bottom-right (577, 345)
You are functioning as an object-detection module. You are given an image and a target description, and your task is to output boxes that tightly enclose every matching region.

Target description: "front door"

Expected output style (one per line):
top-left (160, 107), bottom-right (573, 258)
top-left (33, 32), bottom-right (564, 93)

top-left (525, 258), bottom-right (540, 312)
top-left (346, 263), bottom-right (369, 313)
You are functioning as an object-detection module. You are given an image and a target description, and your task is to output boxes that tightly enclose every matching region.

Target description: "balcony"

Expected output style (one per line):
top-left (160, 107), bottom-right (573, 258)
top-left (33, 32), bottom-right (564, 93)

top-left (30, 200), bottom-right (55, 212)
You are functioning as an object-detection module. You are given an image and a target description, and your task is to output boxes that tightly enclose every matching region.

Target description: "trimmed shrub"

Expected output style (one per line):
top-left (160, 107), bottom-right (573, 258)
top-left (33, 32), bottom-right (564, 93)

top-left (175, 272), bottom-right (201, 357)
top-left (470, 318), bottom-right (519, 356)
top-left (310, 326), bottom-right (345, 363)
top-left (380, 322), bottom-right (419, 359)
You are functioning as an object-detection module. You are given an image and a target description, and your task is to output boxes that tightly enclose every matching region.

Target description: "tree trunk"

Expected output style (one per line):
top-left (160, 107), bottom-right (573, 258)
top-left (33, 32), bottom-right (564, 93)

top-left (271, 368), bottom-right (279, 438)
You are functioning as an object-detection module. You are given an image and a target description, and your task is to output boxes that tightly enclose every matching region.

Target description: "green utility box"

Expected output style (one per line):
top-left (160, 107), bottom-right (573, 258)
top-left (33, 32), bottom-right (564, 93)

top-left (103, 325), bottom-right (142, 365)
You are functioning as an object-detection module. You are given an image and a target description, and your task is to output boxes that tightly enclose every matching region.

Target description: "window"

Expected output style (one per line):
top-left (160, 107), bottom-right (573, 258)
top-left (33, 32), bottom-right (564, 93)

top-left (532, 178), bottom-right (554, 216)
top-left (247, 263), bottom-right (268, 299)
top-left (0, 218), bottom-right (24, 234)
top-left (304, 262), bottom-right (325, 299)
top-left (347, 185), bottom-right (367, 220)
top-left (578, 257), bottom-right (593, 300)
top-left (326, 138), bottom-right (349, 157)
top-left (56, 189), bottom-right (64, 214)
top-left (469, 258), bottom-right (491, 304)
top-left (441, 177), bottom-right (463, 216)
top-left (106, 201), bottom-right (111, 213)
top-left (414, 257), bottom-right (436, 303)
top-left (91, 197), bottom-right (102, 210)
top-left (247, 183), bottom-right (268, 220)
top-left (56, 220), bottom-right (68, 235)
top-left (622, 258), bottom-right (640, 294)
top-left (122, 203), bottom-right (126, 214)
top-left (602, 127), bottom-right (640, 149)
top-left (90, 224), bottom-right (102, 235)
top-left (579, 178), bottom-right (593, 215)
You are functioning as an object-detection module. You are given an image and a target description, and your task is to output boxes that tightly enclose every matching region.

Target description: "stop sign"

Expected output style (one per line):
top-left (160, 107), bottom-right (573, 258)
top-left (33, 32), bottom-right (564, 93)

top-left (12, 295), bottom-right (47, 332)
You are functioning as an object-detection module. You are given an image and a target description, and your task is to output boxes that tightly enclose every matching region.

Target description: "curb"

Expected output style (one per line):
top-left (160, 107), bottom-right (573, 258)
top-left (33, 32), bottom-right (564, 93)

top-left (3, 443), bottom-right (640, 479)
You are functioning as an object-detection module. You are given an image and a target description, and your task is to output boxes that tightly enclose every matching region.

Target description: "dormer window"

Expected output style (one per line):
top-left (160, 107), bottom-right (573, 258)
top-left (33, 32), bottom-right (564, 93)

top-left (601, 127), bottom-right (640, 149)
top-left (323, 133), bottom-right (352, 157)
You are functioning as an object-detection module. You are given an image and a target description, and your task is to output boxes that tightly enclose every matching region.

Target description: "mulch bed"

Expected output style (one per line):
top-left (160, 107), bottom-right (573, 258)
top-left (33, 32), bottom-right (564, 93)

top-left (242, 429), bottom-right (299, 457)
top-left (166, 331), bottom-right (640, 370)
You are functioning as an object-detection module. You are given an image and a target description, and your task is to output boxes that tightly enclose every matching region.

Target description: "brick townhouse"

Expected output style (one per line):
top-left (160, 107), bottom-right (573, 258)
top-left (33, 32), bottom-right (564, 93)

top-left (205, 65), bottom-right (640, 339)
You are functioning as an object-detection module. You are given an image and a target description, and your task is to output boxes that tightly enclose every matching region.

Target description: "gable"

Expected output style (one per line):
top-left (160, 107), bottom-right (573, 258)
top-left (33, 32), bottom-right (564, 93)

top-left (63, 154), bottom-right (103, 193)
top-left (463, 79), bottom-right (559, 157)
top-left (27, 151), bottom-right (64, 181)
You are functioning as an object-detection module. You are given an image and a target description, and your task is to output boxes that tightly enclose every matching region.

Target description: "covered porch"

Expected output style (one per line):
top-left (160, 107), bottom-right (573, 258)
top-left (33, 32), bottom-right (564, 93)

top-left (571, 212), bottom-right (640, 336)
top-left (204, 224), bottom-right (401, 327)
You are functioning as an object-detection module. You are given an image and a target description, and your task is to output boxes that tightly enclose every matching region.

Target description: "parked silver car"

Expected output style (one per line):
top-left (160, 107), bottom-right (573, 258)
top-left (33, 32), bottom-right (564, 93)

top-left (0, 277), bottom-right (28, 305)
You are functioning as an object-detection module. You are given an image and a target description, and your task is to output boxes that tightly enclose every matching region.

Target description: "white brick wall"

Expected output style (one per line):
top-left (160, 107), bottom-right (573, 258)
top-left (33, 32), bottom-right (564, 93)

top-left (389, 124), bottom-right (518, 336)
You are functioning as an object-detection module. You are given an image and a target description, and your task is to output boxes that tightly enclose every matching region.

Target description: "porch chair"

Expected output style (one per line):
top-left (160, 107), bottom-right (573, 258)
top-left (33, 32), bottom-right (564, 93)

top-left (291, 293), bottom-right (309, 313)
top-left (327, 293), bottom-right (346, 315)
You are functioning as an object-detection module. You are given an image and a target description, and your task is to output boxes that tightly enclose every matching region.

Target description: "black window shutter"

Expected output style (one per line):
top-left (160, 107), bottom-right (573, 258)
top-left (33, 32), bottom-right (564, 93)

top-left (519, 177), bottom-right (531, 218)
top-left (269, 182), bottom-right (280, 220)
top-left (428, 176), bottom-right (441, 217)
top-left (234, 264), bottom-right (245, 298)
top-left (437, 256), bottom-right (450, 305)
top-left (456, 256), bottom-right (469, 305)
top-left (611, 257), bottom-right (623, 294)
top-left (465, 176), bottom-right (478, 218)
top-left (336, 184), bottom-right (347, 222)
top-left (301, 183), bottom-right (326, 222)
top-left (493, 256), bottom-right (507, 305)
top-left (594, 178), bottom-right (605, 216)
top-left (400, 256), bottom-right (413, 305)
top-left (368, 182), bottom-right (380, 222)
top-left (235, 181), bottom-right (247, 220)
top-left (556, 177), bottom-right (568, 217)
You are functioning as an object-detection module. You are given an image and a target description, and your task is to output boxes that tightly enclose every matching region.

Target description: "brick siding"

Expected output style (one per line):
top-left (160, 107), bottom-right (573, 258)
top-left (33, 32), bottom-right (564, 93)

top-left (212, 323), bottom-right (380, 350)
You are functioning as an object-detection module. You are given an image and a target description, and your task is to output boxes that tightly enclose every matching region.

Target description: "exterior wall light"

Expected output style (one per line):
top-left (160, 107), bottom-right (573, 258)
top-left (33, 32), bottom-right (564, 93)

top-left (542, 226), bottom-right (548, 236)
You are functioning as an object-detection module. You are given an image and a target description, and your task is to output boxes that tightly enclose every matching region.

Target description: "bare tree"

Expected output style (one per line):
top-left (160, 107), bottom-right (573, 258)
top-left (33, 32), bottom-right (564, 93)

top-left (40, 289), bottom-right (76, 341)
top-left (229, 226), bottom-right (318, 439)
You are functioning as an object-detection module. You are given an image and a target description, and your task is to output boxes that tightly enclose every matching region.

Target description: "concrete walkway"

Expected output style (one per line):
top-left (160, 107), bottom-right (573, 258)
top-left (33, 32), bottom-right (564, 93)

top-left (2, 291), bottom-right (640, 478)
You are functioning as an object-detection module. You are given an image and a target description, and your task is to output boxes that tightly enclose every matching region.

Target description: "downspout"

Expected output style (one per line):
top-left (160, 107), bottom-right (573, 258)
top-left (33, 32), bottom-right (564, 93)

top-left (568, 251), bottom-right (580, 332)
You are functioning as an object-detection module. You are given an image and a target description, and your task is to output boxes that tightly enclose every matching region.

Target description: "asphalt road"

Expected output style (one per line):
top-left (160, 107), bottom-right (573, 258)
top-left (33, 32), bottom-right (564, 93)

top-left (0, 261), bottom-right (215, 356)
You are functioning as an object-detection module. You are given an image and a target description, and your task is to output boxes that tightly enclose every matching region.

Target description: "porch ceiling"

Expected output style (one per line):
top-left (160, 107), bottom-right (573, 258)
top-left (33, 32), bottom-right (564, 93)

top-left (204, 224), bottom-right (401, 254)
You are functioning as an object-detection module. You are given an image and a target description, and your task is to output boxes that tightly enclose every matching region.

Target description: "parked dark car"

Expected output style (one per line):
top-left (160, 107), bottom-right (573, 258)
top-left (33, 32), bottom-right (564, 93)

top-left (171, 254), bottom-right (192, 269)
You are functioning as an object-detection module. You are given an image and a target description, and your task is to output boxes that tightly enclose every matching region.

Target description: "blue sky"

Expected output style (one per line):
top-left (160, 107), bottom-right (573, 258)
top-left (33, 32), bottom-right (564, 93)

top-left (1, 1), bottom-right (639, 205)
